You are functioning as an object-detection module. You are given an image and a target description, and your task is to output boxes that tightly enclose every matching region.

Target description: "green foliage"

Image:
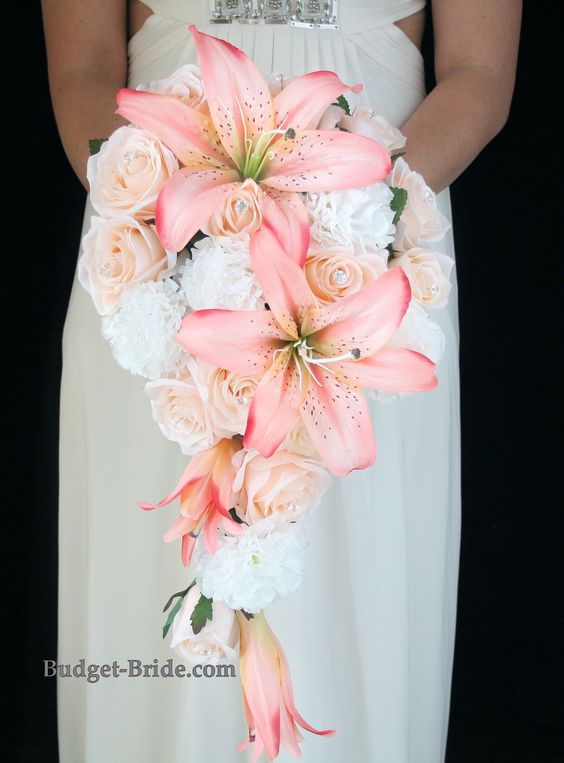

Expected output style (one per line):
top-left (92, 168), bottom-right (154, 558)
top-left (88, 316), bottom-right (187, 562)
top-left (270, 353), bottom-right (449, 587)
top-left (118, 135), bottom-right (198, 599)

top-left (389, 186), bottom-right (408, 225)
top-left (88, 138), bottom-right (107, 156)
top-left (162, 580), bottom-right (196, 639)
top-left (190, 593), bottom-right (213, 635)
top-left (332, 94), bottom-right (351, 115)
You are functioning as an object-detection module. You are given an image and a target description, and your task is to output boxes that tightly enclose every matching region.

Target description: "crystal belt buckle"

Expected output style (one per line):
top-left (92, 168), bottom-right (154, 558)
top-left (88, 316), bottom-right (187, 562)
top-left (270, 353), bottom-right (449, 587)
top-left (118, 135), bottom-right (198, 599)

top-left (209, 0), bottom-right (339, 29)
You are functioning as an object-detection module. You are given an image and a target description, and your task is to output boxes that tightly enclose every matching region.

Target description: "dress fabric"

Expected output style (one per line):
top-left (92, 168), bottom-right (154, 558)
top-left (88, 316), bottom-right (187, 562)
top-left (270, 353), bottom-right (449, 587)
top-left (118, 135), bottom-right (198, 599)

top-left (58, 1), bottom-right (461, 761)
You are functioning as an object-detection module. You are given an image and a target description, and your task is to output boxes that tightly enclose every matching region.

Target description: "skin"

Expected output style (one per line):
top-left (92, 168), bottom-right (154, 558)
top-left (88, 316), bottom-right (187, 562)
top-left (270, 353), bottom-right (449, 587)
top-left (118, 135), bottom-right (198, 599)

top-left (41, 0), bottom-right (521, 192)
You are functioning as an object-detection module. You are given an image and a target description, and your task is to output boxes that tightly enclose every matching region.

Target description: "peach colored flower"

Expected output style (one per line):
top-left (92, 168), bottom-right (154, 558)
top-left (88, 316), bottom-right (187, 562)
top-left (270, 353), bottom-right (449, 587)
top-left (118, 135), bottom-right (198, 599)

top-left (170, 583), bottom-right (239, 665)
top-left (394, 247), bottom-right (454, 309)
top-left (283, 419), bottom-right (320, 460)
top-left (137, 64), bottom-right (208, 111)
top-left (304, 246), bottom-right (388, 305)
top-left (202, 179), bottom-right (263, 240)
top-left (389, 157), bottom-right (450, 249)
top-left (340, 108), bottom-right (406, 153)
top-left (316, 104), bottom-right (346, 130)
top-left (232, 448), bottom-right (331, 524)
top-left (78, 216), bottom-right (175, 315)
top-left (145, 358), bottom-right (218, 455)
top-left (199, 362), bottom-right (260, 438)
top-left (87, 126), bottom-right (178, 219)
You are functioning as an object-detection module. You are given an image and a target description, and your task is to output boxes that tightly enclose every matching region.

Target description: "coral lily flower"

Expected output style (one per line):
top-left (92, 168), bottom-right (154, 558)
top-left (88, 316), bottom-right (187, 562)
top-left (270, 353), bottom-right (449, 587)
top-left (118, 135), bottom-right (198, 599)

top-left (138, 438), bottom-right (242, 566)
top-left (115, 25), bottom-right (391, 256)
top-left (236, 611), bottom-right (334, 761)
top-left (177, 201), bottom-right (438, 476)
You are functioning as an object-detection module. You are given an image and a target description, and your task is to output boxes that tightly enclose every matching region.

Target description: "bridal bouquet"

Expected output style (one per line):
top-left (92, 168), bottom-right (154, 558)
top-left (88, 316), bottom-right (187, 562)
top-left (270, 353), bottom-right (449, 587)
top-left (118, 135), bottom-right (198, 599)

top-left (79, 25), bottom-right (452, 761)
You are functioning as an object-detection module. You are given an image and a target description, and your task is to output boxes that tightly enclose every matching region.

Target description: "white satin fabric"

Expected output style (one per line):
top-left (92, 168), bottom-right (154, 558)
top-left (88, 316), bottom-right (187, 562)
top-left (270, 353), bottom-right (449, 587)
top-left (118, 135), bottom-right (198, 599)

top-left (58, 2), bottom-right (461, 761)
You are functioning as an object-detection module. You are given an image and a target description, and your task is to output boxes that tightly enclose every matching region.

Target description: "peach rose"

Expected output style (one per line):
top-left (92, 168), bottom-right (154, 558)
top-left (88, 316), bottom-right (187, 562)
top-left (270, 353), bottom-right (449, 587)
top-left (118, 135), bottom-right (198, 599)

top-left (87, 126), bottom-right (178, 219)
top-left (137, 64), bottom-right (207, 111)
top-left (145, 358), bottom-right (217, 455)
top-left (389, 157), bottom-right (450, 249)
top-left (202, 179), bottom-right (263, 239)
top-left (284, 420), bottom-right (320, 461)
top-left (198, 362), bottom-right (260, 438)
top-left (304, 246), bottom-right (388, 305)
top-left (232, 448), bottom-right (331, 524)
top-left (339, 109), bottom-right (406, 153)
top-left (394, 247), bottom-right (454, 309)
top-left (266, 71), bottom-right (295, 97)
top-left (170, 583), bottom-right (238, 666)
top-left (78, 216), bottom-right (175, 315)
top-left (317, 104), bottom-right (346, 130)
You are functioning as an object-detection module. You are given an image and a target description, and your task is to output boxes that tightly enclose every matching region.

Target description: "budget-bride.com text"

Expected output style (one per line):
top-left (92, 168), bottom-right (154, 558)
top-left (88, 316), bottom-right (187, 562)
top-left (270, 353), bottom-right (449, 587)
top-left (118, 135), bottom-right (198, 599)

top-left (44, 659), bottom-right (236, 682)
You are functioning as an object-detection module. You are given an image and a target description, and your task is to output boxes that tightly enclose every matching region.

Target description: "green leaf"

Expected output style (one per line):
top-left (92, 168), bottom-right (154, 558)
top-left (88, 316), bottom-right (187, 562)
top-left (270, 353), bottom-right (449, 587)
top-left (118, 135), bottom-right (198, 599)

top-left (228, 507), bottom-right (245, 525)
top-left (389, 186), bottom-right (408, 225)
top-left (89, 138), bottom-right (108, 156)
top-left (331, 94), bottom-right (351, 115)
top-left (162, 597), bottom-right (183, 640)
top-left (162, 580), bottom-right (196, 613)
top-left (391, 151), bottom-right (406, 164)
top-left (190, 593), bottom-right (213, 635)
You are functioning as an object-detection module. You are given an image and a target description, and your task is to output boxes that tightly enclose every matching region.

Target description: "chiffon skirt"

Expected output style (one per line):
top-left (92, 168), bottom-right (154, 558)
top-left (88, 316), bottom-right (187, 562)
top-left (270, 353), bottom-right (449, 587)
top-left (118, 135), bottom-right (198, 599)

top-left (58, 12), bottom-right (460, 763)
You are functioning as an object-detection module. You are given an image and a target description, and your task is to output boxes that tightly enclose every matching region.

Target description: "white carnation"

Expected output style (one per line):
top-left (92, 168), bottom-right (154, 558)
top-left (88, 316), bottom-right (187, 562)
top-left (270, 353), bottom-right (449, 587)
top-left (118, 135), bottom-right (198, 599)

top-left (197, 516), bottom-right (308, 613)
top-left (180, 236), bottom-right (263, 311)
top-left (102, 279), bottom-right (189, 379)
top-left (390, 300), bottom-right (445, 364)
top-left (305, 184), bottom-right (395, 254)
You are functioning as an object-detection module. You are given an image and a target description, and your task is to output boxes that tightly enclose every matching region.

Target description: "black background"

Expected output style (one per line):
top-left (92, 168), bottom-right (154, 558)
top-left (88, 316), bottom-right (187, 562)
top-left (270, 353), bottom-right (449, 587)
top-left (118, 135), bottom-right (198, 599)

top-left (2, 2), bottom-right (562, 760)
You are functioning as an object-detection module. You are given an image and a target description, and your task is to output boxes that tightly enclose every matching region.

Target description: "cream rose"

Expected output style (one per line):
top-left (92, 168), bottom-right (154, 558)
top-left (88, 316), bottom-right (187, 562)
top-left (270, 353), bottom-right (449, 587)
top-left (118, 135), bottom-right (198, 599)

top-left (339, 109), bottom-right (406, 153)
top-left (394, 247), bottom-right (454, 309)
top-left (137, 64), bottom-right (207, 111)
top-left (78, 216), bottom-right (175, 315)
top-left (145, 358), bottom-right (217, 454)
top-left (202, 180), bottom-right (263, 239)
top-left (197, 363), bottom-right (260, 438)
top-left (266, 71), bottom-right (295, 97)
top-left (87, 126), bottom-right (178, 219)
top-left (388, 157), bottom-right (450, 249)
top-left (232, 448), bottom-right (331, 524)
top-left (317, 104), bottom-right (346, 130)
top-left (305, 246), bottom-right (387, 305)
top-left (284, 420), bottom-right (320, 460)
top-left (170, 584), bottom-right (238, 666)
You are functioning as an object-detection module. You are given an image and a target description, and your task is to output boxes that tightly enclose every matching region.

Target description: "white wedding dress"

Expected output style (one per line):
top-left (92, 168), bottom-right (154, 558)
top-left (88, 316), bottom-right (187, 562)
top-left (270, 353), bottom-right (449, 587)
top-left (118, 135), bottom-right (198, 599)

top-left (58, 1), bottom-right (461, 761)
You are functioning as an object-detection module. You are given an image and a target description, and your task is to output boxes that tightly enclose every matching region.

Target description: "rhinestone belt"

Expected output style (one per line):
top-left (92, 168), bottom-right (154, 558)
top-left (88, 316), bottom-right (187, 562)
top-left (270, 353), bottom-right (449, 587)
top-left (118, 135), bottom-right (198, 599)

top-left (209, 0), bottom-right (339, 29)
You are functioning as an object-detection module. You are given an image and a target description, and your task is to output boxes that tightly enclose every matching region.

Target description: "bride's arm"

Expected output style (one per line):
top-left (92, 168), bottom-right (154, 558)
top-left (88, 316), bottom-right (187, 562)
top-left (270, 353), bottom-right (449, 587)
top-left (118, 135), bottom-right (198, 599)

top-left (41, 0), bottom-right (129, 189)
top-left (401, 0), bottom-right (522, 192)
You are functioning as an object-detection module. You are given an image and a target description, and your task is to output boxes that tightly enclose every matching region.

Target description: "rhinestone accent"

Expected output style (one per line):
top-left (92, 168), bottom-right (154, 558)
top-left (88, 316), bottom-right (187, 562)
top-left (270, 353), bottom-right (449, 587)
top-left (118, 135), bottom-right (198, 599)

top-left (235, 199), bottom-right (249, 214)
top-left (210, 0), bottom-right (338, 28)
top-left (430, 283), bottom-right (440, 296)
top-left (98, 264), bottom-right (110, 277)
top-left (332, 267), bottom-right (347, 285)
top-left (423, 189), bottom-right (434, 203)
top-left (287, 503), bottom-right (302, 513)
top-left (236, 394), bottom-right (249, 406)
top-left (122, 151), bottom-right (134, 163)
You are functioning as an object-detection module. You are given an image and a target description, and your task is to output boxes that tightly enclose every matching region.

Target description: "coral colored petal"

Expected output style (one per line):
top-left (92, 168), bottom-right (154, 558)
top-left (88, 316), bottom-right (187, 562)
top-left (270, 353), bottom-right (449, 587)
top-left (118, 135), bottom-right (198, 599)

top-left (300, 372), bottom-right (375, 476)
top-left (189, 25), bottom-right (274, 165)
top-left (250, 208), bottom-right (314, 330)
top-left (244, 352), bottom-right (302, 457)
top-left (261, 129), bottom-right (391, 192)
top-left (273, 70), bottom-right (362, 130)
top-left (278, 651), bottom-right (335, 737)
top-left (115, 88), bottom-right (231, 169)
top-left (181, 533), bottom-right (197, 567)
top-left (307, 267), bottom-right (411, 358)
top-left (337, 347), bottom-right (438, 392)
top-left (261, 188), bottom-right (310, 266)
top-left (178, 308), bottom-right (287, 374)
top-left (155, 167), bottom-right (240, 251)
top-left (163, 514), bottom-right (195, 542)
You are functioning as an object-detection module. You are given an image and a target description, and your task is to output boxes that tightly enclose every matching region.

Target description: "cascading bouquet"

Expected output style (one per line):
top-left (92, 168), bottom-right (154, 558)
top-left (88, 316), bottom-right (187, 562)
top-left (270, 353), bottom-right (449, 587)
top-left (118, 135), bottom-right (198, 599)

top-left (79, 25), bottom-right (452, 761)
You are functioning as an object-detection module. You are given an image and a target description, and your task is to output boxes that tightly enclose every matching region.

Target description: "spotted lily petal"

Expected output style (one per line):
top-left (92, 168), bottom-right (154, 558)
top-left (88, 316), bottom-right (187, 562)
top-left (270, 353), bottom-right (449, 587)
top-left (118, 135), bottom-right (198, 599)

top-left (273, 70), bottom-right (362, 130)
top-left (261, 129), bottom-right (391, 192)
top-left (337, 347), bottom-right (438, 392)
top-left (189, 25), bottom-right (274, 167)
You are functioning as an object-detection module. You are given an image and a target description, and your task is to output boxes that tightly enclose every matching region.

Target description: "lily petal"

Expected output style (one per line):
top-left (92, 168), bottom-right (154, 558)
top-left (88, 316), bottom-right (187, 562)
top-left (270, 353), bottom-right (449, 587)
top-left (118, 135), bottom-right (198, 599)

top-left (300, 370), bottom-right (375, 476)
top-left (155, 167), bottom-right (240, 251)
top-left (115, 88), bottom-right (231, 169)
top-left (307, 267), bottom-right (411, 359)
top-left (178, 308), bottom-right (288, 374)
top-left (244, 350), bottom-right (302, 457)
top-left (261, 188), bottom-right (310, 265)
top-left (250, 210), bottom-right (314, 330)
top-left (273, 70), bottom-right (362, 130)
top-left (189, 25), bottom-right (274, 167)
top-left (337, 347), bottom-right (438, 392)
top-left (261, 129), bottom-right (391, 192)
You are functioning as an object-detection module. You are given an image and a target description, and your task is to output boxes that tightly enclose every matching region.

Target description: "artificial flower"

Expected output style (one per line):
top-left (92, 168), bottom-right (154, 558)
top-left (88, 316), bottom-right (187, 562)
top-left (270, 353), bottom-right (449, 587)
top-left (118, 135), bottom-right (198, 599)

top-left (339, 109), bottom-right (407, 153)
top-left (393, 246), bottom-right (454, 309)
top-left (137, 63), bottom-right (208, 111)
top-left (305, 247), bottom-right (387, 305)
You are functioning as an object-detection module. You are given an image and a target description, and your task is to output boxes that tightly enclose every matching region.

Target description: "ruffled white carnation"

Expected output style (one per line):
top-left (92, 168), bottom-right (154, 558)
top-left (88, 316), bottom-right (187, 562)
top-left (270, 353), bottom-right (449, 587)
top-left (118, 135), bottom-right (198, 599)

top-left (180, 236), bottom-right (263, 311)
top-left (102, 279), bottom-right (189, 379)
top-left (389, 301), bottom-right (446, 364)
top-left (305, 184), bottom-right (395, 254)
top-left (197, 515), bottom-right (308, 613)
